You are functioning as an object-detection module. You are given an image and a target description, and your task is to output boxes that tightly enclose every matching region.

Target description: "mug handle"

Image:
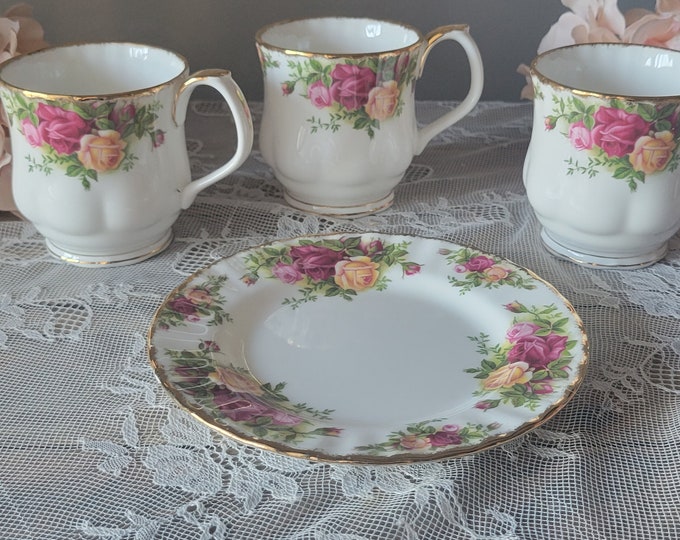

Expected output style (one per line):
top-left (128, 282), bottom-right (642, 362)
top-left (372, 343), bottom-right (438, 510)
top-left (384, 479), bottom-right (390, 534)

top-left (414, 25), bottom-right (484, 155)
top-left (173, 69), bottom-right (254, 209)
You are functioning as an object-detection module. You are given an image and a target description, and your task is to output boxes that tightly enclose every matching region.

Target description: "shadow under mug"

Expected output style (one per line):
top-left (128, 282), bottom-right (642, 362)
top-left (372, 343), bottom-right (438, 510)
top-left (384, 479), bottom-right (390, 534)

top-left (256, 17), bottom-right (484, 217)
top-left (0, 42), bottom-right (254, 266)
top-left (524, 43), bottom-right (680, 269)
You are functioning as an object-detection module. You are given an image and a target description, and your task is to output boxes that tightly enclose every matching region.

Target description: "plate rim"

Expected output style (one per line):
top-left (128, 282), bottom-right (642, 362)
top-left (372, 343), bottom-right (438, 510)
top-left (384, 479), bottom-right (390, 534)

top-left (147, 232), bottom-right (589, 464)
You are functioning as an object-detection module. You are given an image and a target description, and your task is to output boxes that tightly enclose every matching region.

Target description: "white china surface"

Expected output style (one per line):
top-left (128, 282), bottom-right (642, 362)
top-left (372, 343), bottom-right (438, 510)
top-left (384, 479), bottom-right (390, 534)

top-left (149, 233), bottom-right (588, 463)
top-left (0, 42), bottom-right (187, 95)
top-left (258, 18), bottom-right (420, 54)
top-left (534, 43), bottom-right (680, 97)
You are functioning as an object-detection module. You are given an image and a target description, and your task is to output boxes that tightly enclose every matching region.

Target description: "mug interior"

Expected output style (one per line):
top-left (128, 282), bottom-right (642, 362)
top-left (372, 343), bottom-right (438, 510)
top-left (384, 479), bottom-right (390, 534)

top-left (533, 43), bottom-right (680, 97)
top-left (0, 42), bottom-right (187, 96)
top-left (257, 17), bottom-right (421, 55)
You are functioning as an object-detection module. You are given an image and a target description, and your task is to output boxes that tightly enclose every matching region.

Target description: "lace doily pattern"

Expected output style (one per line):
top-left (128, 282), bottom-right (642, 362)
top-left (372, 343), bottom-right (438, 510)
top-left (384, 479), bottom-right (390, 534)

top-left (1, 101), bottom-right (679, 539)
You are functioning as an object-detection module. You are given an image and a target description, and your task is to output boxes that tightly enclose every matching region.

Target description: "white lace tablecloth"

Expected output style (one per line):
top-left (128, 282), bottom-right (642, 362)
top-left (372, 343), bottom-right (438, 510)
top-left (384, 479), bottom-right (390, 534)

top-left (2, 101), bottom-right (679, 540)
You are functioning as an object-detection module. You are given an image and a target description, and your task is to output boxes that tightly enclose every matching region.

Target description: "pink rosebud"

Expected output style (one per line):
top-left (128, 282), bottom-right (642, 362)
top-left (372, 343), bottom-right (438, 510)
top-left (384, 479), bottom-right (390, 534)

top-left (281, 81), bottom-right (295, 95)
top-left (404, 263), bottom-right (421, 276)
top-left (152, 129), bottom-right (165, 148)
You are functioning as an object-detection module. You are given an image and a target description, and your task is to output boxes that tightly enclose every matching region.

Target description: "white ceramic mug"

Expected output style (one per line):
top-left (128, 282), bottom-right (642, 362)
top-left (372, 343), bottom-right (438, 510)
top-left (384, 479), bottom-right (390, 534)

top-left (256, 17), bottom-right (484, 216)
top-left (523, 43), bottom-right (680, 268)
top-left (0, 42), bottom-right (254, 266)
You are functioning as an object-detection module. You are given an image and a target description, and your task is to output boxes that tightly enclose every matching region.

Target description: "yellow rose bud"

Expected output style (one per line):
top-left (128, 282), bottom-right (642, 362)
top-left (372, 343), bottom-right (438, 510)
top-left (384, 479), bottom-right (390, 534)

top-left (482, 362), bottom-right (532, 391)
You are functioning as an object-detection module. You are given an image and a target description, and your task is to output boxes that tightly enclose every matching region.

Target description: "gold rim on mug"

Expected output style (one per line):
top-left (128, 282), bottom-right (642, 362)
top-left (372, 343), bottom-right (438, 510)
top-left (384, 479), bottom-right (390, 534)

top-left (255, 16), bottom-right (425, 59)
top-left (0, 41), bottom-right (190, 102)
top-left (529, 42), bottom-right (680, 102)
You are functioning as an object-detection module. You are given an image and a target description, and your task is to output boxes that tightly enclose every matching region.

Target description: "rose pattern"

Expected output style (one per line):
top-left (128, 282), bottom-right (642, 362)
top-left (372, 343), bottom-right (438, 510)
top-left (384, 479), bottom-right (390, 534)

top-left (333, 257), bottom-right (380, 291)
top-left (466, 301), bottom-right (579, 411)
top-left (365, 80), bottom-right (401, 121)
top-left (355, 419), bottom-right (501, 455)
top-left (2, 92), bottom-right (166, 189)
top-left (329, 64), bottom-right (376, 111)
top-left (35, 103), bottom-right (91, 155)
top-left (442, 247), bottom-right (537, 295)
top-left (261, 51), bottom-right (417, 138)
top-left (544, 95), bottom-right (680, 191)
top-left (629, 131), bottom-right (677, 174)
top-left (77, 130), bottom-right (127, 172)
top-left (150, 235), bottom-right (586, 459)
top-left (241, 236), bottom-right (422, 309)
top-left (156, 276), bottom-right (231, 329)
top-left (164, 340), bottom-right (342, 444)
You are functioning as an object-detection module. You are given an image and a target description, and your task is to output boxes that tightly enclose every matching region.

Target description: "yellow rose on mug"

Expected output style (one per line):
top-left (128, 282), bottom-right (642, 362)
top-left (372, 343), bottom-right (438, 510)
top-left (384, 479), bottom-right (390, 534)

top-left (365, 80), bottom-right (400, 121)
top-left (77, 130), bottom-right (127, 173)
top-left (629, 130), bottom-right (677, 175)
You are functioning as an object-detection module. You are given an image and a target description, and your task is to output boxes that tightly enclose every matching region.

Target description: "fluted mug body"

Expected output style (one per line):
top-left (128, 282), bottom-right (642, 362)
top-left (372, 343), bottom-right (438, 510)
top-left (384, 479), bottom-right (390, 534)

top-left (523, 43), bottom-right (680, 268)
top-left (0, 42), bottom-right (253, 265)
top-left (256, 17), bottom-right (484, 216)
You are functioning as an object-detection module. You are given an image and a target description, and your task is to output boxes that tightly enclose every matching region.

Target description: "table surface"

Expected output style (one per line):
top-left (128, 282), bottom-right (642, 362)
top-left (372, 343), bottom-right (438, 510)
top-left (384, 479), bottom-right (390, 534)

top-left (2, 101), bottom-right (679, 540)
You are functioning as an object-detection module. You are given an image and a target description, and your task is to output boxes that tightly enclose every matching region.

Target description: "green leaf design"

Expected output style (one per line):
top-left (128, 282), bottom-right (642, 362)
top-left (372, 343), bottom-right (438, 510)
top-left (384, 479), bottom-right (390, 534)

top-left (242, 236), bottom-right (421, 309)
top-left (466, 301), bottom-right (578, 411)
top-left (4, 92), bottom-right (167, 191)
top-left (281, 52), bottom-right (417, 137)
top-left (547, 95), bottom-right (680, 191)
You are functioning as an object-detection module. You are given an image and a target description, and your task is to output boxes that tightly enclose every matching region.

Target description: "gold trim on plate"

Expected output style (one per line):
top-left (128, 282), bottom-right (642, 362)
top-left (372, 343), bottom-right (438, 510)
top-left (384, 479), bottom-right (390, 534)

top-left (147, 232), bottom-right (589, 465)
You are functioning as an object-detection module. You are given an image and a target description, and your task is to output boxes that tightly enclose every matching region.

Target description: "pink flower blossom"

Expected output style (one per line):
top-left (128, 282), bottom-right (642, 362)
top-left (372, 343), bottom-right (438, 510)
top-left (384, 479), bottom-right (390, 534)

top-left (272, 261), bottom-right (303, 284)
top-left (464, 255), bottom-right (495, 272)
top-left (569, 121), bottom-right (594, 150)
top-left (624, 1), bottom-right (680, 48)
top-left (591, 106), bottom-right (650, 158)
top-left (36, 103), bottom-right (91, 155)
top-left (329, 64), bottom-right (376, 111)
top-left (428, 430), bottom-right (463, 447)
top-left (360, 239), bottom-right (384, 256)
top-left (537, 0), bottom-right (625, 55)
top-left (506, 322), bottom-right (541, 342)
top-left (404, 263), bottom-right (421, 276)
top-left (507, 333), bottom-right (568, 370)
top-left (289, 244), bottom-right (345, 281)
top-left (307, 80), bottom-right (332, 109)
top-left (21, 117), bottom-right (42, 147)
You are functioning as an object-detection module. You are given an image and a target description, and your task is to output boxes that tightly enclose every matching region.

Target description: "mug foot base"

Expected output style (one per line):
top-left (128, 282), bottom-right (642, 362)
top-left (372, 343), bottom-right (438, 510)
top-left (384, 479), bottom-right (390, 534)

top-left (45, 230), bottom-right (173, 267)
top-left (540, 229), bottom-right (667, 270)
top-left (283, 191), bottom-right (394, 218)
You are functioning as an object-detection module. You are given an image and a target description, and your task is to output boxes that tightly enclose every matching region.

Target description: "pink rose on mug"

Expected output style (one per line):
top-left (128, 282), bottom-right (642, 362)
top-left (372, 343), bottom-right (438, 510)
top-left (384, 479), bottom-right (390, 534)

top-left (330, 64), bottom-right (376, 111)
top-left (35, 102), bottom-right (91, 155)
top-left (568, 121), bottom-right (593, 151)
top-left (21, 117), bottom-right (42, 147)
top-left (307, 80), bottom-right (333, 109)
top-left (591, 106), bottom-right (650, 158)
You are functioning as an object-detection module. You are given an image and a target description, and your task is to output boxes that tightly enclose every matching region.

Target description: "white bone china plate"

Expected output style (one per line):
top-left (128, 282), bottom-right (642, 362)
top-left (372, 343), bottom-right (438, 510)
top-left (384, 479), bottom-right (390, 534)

top-left (148, 233), bottom-right (588, 464)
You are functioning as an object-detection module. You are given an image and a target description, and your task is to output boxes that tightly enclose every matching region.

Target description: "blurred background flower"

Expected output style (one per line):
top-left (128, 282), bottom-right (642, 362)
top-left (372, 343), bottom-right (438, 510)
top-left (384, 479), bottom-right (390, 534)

top-left (0, 3), bottom-right (47, 215)
top-left (519, 0), bottom-right (680, 99)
